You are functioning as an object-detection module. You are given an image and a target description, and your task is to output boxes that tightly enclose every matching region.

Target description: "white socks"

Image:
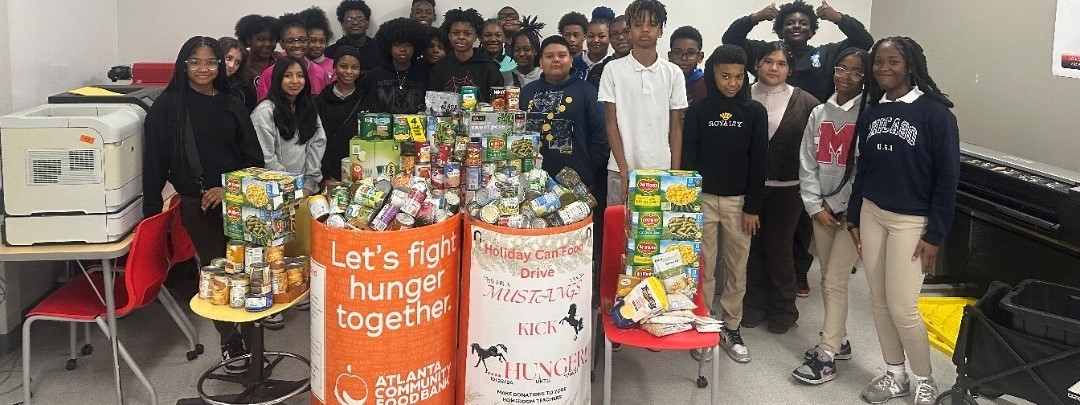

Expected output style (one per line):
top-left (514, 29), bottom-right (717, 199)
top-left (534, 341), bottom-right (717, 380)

top-left (887, 363), bottom-right (907, 379)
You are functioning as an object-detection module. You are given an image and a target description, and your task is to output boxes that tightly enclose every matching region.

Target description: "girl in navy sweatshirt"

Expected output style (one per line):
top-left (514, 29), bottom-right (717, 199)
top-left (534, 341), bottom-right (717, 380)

top-left (847, 36), bottom-right (959, 405)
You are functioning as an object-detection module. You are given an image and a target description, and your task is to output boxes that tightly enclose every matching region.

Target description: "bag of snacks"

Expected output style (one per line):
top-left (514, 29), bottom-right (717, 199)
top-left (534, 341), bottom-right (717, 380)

top-left (641, 321), bottom-right (693, 337)
top-left (665, 293), bottom-right (697, 312)
top-left (610, 277), bottom-right (668, 328)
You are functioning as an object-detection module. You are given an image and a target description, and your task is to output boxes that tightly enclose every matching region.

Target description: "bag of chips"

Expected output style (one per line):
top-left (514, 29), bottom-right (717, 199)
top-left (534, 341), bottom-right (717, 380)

top-left (665, 293), bottom-right (697, 312)
top-left (641, 321), bottom-right (693, 337)
top-left (610, 277), bottom-right (668, 328)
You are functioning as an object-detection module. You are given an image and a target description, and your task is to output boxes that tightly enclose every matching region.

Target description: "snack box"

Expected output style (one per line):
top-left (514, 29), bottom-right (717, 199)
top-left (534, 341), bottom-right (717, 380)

top-left (393, 114), bottom-right (427, 142)
top-left (628, 211), bottom-right (664, 238)
top-left (359, 113), bottom-right (393, 140)
top-left (349, 138), bottom-right (401, 180)
top-left (661, 212), bottom-right (704, 241)
top-left (627, 169), bottom-right (702, 212)
top-left (506, 133), bottom-right (541, 160)
top-left (222, 168), bottom-right (304, 210)
top-left (427, 115), bottom-right (461, 146)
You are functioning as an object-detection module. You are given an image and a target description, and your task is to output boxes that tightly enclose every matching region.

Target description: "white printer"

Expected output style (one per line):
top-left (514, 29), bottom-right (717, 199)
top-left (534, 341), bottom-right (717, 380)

top-left (0, 103), bottom-right (145, 245)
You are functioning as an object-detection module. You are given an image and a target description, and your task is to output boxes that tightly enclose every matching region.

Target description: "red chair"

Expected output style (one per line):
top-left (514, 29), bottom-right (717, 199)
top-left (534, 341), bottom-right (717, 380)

top-left (599, 205), bottom-right (720, 405)
top-left (21, 195), bottom-right (193, 405)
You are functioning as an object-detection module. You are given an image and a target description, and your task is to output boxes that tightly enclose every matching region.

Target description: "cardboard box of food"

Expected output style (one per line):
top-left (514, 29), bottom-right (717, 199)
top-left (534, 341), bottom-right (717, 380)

top-left (393, 114), bottom-right (427, 142)
top-left (627, 169), bottom-right (702, 212)
top-left (629, 211), bottom-right (665, 238)
top-left (481, 134), bottom-right (507, 162)
top-left (240, 204), bottom-right (295, 246)
top-left (359, 113), bottom-right (393, 140)
top-left (506, 133), bottom-right (540, 159)
top-left (626, 237), bottom-right (661, 266)
top-left (349, 138), bottom-right (401, 180)
top-left (659, 239), bottom-right (702, 269)
top-left (222, 168), bottom-right (304, 211)
top-left (660, 169), bottom-right (702, 212)
top-left (427, 115), bottom-right (461, 146)
top-left (661, 212), bottom-right (704, 241)
top-left (465, 111), bottom-right (512, 137)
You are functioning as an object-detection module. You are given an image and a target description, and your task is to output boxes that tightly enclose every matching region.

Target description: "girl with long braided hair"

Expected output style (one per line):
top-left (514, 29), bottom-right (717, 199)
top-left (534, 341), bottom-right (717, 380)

top-left (846, 36), bottom-right (959, 405)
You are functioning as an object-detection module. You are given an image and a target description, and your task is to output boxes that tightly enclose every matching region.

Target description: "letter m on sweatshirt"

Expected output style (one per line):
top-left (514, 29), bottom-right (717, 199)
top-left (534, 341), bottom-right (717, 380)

top-left (817, 121), bottom-right (854, 167)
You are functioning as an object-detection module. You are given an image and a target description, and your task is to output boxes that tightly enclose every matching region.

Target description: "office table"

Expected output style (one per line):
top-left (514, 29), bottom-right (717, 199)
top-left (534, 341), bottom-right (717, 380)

top-left (0, 234), bottom-right (134, 404)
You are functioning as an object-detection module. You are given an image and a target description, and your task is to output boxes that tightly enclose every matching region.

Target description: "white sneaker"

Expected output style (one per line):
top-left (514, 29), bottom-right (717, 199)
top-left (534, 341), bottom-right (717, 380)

top-left (720, 328), bottom-right (750, 363)
top-left (861, 371), bottom-right (910, 404)
top-left (913, 377), bottom-right (938, 405)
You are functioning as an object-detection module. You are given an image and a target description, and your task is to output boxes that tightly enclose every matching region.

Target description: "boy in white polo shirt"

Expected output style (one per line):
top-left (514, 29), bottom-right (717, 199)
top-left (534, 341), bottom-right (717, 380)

top-left (599, 0), bottom-right (687, 205)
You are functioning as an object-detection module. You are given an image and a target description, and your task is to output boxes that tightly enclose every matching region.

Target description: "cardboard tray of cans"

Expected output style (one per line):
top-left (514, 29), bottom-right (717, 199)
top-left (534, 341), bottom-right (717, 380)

top-left (623, 169), bottom-right (704, 279)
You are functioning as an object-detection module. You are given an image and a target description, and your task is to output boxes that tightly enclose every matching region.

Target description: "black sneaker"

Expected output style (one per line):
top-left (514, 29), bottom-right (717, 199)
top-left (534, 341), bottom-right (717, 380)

top-left (221, 338), bottom-right (249, 375)
top-left (792, 349), bottom-right (836, 384)
top-left (804, 340), bottom-right (852, 361)
top-left (262, 313), bottom-right (285, 331)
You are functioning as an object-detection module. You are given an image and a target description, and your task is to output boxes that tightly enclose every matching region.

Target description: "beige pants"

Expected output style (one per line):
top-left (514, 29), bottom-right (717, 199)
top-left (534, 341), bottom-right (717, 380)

top-left (860, 199), bottom-right (932, 376)
top-left (701, 193), bottom-right (752, 327)
top-left (812, 219), bottom-right (859, 354)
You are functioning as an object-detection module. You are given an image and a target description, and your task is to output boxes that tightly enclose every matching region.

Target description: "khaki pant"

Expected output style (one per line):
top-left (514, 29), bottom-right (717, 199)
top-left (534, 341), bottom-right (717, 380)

top-left (701, 193), bottom-right (752, 327)
top-left (860, 199), bottom-right (933, 376)
top-left (812, 219), bottom-right (859, 354)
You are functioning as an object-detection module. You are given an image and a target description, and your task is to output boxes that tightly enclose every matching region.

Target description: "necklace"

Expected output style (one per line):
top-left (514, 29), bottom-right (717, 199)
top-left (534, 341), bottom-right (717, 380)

top-left (395, 67), bottom-right (409, 90)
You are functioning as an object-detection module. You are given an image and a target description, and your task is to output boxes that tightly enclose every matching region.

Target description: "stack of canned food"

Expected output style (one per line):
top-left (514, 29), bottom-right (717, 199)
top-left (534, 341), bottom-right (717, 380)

top-left (308, 173), bottom-right (459, 231)
top-left (197, 242), bottom-right (311, 312)
top-left (465, 166), bottom-right (596, 228)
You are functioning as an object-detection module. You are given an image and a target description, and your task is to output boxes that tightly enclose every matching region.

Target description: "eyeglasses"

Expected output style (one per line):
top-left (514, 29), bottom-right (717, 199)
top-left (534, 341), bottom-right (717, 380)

top-left (498, 13), bottom-right (519, 21)
top-left (613, 29), bottom-right (631, 39)
top-left (834, 66), bottom-right (865, 80)
top-left (669, 50), bottom-right (700, 60)
top-left (185, 59), bottom-right (220, 70)
top-left (282, 37), bottom-right (309, 45)
top-left (343, 16), bottom-right (368, 23)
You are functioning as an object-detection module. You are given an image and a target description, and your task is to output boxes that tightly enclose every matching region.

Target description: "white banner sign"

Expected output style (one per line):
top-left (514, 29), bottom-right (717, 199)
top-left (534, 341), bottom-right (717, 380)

top-left (462, 223), bottom-right (593, 405)
top-left (1053, 0), bottom-right (1080, 78)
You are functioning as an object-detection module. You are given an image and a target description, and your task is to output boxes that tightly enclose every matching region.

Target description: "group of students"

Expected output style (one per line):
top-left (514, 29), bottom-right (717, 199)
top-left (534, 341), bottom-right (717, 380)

top-left (139, 1), bottom-right (959, 404)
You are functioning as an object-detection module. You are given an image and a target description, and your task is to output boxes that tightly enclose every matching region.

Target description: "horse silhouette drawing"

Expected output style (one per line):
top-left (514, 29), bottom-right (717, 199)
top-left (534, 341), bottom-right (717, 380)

top-left (471, 343), bottom-right (508, 372)
top-left (559, 303), bottom-right (585, 340)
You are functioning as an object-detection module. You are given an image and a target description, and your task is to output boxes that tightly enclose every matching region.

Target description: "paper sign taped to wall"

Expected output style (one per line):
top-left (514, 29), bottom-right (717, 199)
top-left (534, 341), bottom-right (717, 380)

top-left (1053, 0), bottom-right (1080, 78)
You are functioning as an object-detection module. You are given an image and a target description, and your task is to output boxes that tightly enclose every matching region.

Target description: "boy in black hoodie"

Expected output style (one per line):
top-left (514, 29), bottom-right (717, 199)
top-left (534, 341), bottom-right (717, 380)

top-left (429, 8), bottom-right (504, 101)
top-left (682, 44), bottom-right (767, 364)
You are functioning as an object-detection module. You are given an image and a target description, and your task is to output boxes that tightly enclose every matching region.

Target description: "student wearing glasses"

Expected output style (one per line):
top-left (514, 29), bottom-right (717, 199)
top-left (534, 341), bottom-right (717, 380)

top-left (326, 0), bottom-right (383, 69)
top-left (668, 26), bottom-right (707, 106)
top-left (723, 0), bottom-right (872, 300)
top-left (143, 37), bottom-right (264, 374)
top-left (497, 6), bottom-right (521, 56)
top-left (256, 13), bottom-right (331, 101)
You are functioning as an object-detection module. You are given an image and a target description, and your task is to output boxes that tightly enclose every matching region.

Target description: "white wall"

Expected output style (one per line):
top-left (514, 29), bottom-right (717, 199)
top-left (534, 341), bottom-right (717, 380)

top-left (117, 0), bottom-right (872, 64)
top-left (5, 0), bottom-right (119, 114)
top-left (0, 0), bottom-right (12, 116)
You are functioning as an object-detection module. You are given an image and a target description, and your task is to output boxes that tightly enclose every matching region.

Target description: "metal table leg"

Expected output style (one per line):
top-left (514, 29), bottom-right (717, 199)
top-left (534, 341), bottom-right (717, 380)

top-left (102, 259), bottom-right (124, 404)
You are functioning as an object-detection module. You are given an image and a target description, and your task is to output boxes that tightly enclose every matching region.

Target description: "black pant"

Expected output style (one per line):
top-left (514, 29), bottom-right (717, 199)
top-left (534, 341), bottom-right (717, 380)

top-left (793, 211), bottom-right (814, 283)
top-left (743, 186), bottom-right (801, 327)
top-left (177, 195), bottom-right (253, 347)
top-left (591, 168), bottom-right (608, 309)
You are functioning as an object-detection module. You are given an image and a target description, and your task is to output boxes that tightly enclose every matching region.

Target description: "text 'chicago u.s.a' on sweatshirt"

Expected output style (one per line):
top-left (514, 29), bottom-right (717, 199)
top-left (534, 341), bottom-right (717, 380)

top-left (847, 89), bottom-right (960, 246)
